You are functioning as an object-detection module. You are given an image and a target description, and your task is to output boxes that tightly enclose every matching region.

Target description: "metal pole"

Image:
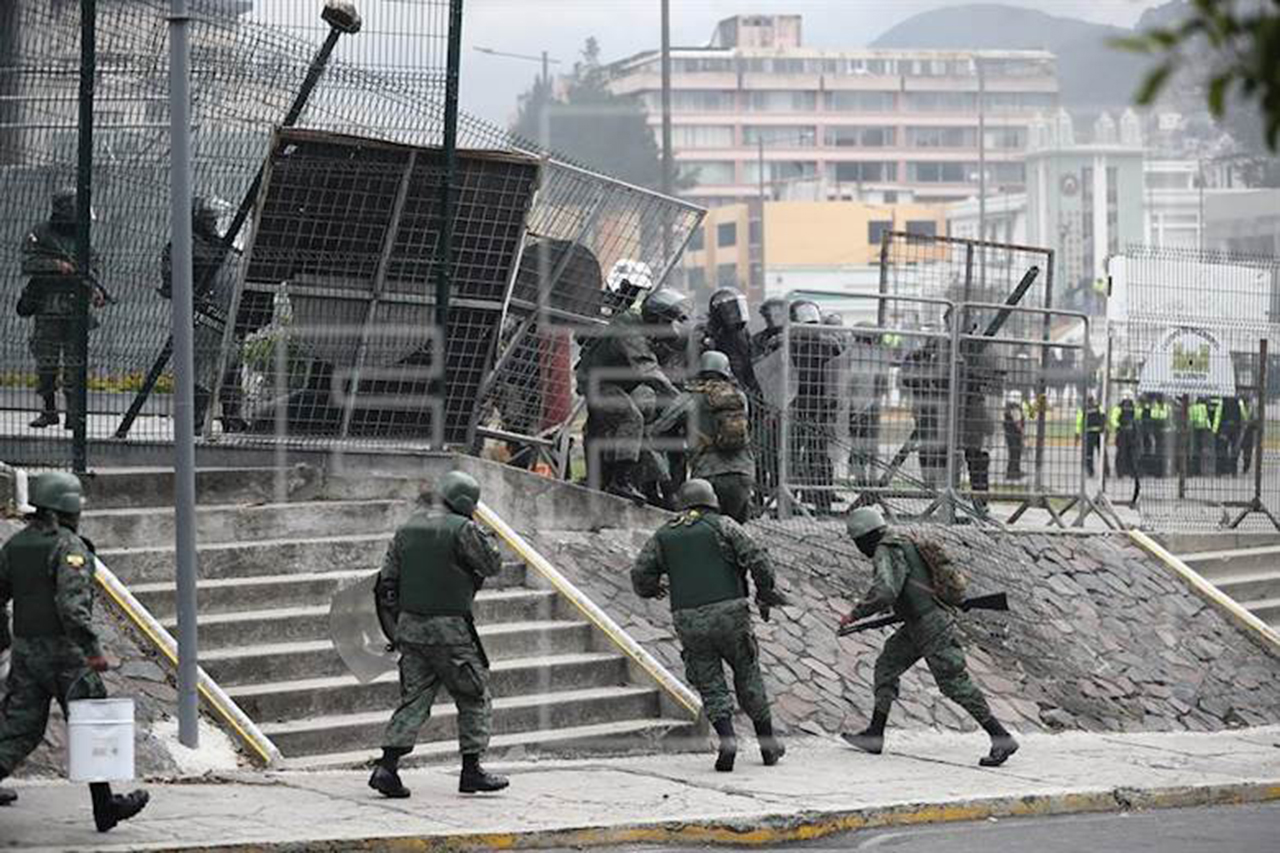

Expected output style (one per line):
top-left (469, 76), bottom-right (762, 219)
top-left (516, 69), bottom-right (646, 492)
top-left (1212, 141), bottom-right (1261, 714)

top-left (778, 315), bottom-right (792, 520)
top-left (757, 136), bottom-right (766, 298)
top-left (976, 56), bottom-right (987, 294)
top-left (434, 0), bottom-right (462, 448)
top-left (72, 0), bottom-right (96, 473)
top-left (660, 0), bottom-right (673, 265)
top-left (1177, 394), bottom-right (1189, 500)
top-left (169, 0), bottom-right (199, 748)
top-left (541, 50), bottom-right (549, 89)
top-left (1254, 339), bottom-right (1268, 507)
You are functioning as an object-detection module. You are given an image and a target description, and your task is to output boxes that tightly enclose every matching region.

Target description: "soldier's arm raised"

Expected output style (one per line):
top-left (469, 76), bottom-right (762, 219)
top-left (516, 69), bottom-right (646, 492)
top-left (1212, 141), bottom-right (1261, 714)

top-left (845, 546), bottom-right (907, 623)
top-left (649, 391), bottom-right (694, 437)
top-left (630, 534), bottom-right (667, 599)
top-left (53, 536), bottom-right (104, 660)
top-left (458, 521), bottom-right (503, 584)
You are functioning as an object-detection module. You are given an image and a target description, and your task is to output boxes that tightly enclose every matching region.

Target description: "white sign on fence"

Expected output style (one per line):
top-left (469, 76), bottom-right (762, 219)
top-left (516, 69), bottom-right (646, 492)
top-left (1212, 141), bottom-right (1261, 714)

top-left (1138, 326), bottom-right (1236, 397)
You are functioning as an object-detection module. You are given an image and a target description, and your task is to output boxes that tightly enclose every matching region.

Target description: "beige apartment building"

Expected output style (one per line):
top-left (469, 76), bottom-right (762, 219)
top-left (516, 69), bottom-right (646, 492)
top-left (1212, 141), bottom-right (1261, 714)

top-left (605, 14), bottom-right (1059, 208)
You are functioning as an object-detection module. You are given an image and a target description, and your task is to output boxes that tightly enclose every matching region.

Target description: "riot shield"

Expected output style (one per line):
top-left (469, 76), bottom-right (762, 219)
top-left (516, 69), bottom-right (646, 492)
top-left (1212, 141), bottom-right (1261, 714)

top-left (328, 571), bottom-right (397, 683)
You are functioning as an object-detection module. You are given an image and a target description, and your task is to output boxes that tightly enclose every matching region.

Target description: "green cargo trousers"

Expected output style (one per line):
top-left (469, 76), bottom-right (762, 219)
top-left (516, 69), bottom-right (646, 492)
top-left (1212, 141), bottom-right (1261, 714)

top-left (383, 640), bottom-right (492, 757)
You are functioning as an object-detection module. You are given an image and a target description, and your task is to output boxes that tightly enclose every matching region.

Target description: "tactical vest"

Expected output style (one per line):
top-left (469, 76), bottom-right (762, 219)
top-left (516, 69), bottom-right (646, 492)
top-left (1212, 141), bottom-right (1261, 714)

top-left (884, 536), bottom-right (941, 623)
top-left (3, 525), bottom-right (65, 638)
top-left (397, 512), bottom-right (477, 617)
top-left (655, 513), bottom-right (745, 611)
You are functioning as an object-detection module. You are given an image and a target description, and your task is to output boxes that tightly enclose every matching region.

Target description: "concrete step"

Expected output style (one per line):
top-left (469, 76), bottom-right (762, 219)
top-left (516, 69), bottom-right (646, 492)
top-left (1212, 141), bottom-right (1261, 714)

top-left (162, 589), bottom-right (560, 650)
top-left (227, 652), bottom-right (629, 722)
top-left (83, 467), bottom-right (297, 510)
top-left (1212, 570), bottom-right (1280, 605)
top-left (200, 621), bottom-right (594, 687)
top-left (1246, 596), bottom-right (1280, 627)
top-left (1163, 532), bottom-right (1280, 555)
top-left (1180, 545), bottom-right (1280, 580)
top-left (258, 685), bottom-right (661, 757)
top-left (132, 571), bottom-right (368, 619)
top-left (81, 499), bottom-right (410, 549)
top-left (282, 718), bottom-right (700, 770)
top-left (98, 535), bottom-right (528, 588)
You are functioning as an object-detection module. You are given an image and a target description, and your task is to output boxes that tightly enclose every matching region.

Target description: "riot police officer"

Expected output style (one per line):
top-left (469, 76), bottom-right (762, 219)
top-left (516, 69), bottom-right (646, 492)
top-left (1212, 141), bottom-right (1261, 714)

top-left (749, 297), bottom-right (788, 360)
top-left (17, 189), bottom-right (106, 429)
top-left (369, 471), bottom-right (508, 798)
top-left (0, 473), bottom-right (150, 830)
top-left (701, 287), bottom-right (761, 397)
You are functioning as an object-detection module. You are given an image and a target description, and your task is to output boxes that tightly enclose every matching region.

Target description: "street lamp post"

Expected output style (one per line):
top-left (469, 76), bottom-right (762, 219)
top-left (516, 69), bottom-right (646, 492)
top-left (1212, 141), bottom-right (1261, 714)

top-left (473, 45), bottom-right (560, 89)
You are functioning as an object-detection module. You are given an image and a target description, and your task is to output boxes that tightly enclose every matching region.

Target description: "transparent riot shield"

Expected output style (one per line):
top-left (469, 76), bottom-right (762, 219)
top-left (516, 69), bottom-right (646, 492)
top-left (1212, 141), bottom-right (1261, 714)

top-left (327, 571), bottom-right (397, 683)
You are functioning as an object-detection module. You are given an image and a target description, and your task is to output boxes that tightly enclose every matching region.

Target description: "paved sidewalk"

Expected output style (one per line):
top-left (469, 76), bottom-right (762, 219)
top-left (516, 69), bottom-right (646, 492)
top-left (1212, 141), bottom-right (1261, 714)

top-left (3, 728), bottom-right (1279, 852)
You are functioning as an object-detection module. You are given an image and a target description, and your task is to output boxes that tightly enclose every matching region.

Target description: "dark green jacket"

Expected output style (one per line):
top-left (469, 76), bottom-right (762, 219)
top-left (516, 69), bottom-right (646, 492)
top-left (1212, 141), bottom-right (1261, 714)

top-left (575, 311), bottom-right (677, 399)
top-left (631, 510), bottom-right (777, 612)
top-left (0, 517), bottom-right (102, 658)
top-left (848, 533), bottom-right (946, 627)
top-left (20, 222), bottom-right (101, 318)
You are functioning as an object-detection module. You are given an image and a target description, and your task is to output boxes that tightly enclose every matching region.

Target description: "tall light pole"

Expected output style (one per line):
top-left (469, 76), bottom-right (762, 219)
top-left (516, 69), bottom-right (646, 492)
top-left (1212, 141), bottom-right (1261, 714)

top-left (976, 54), bottom-right (987, 295)
top-left (473, 45), bottom-right (561, 89)
top-left (660, 0), bottom-right (674, 266)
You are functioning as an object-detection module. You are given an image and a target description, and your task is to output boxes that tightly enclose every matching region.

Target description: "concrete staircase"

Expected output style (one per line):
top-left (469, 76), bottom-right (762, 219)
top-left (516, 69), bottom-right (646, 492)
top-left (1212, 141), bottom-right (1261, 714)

top-left (1164, 532), bottom-right (1280, 630)
top-left (82, 466), bottom-right (695, 769)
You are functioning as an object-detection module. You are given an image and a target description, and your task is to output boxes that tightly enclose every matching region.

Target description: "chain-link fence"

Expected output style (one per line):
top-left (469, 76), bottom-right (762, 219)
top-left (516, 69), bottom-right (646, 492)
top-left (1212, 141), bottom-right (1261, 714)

top-left (1104, 246), bottom-right (1280, 531)
top-left (0, 0), bottom-right (702, 468)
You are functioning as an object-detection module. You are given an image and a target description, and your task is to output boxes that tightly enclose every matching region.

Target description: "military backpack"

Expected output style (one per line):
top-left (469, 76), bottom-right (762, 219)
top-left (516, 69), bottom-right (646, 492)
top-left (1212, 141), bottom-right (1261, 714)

top-left (695, 379), bottom-right (749, 452)
top-left (907, 534), bottom-right (968, 607)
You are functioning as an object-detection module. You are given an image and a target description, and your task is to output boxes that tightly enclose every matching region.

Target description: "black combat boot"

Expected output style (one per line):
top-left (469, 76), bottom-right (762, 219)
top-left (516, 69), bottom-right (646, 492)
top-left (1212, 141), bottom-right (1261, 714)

top-left (29, 396), bottom-right (58, 429)
top-left (755, 719), bottom-right (785, 767)
top-left (91, 783), bottom-right (150, 833)
top-left (368, 748), bottom-right (411, 799)
top-left (605, 461), bottom-right (647, 506)
top-left (459, 753), bottom-right (508, 793)
top-left (841, 709), bottom-right (887, 755)
top-left (978, 718), bottom-right (1019, 767)
top-left (711, 717), bottom-right (737, 772)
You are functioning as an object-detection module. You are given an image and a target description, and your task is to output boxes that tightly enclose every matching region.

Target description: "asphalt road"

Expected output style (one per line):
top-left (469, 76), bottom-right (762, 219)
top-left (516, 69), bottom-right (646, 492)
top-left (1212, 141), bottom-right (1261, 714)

top-left (572, 802), bottom-right (1280, 853)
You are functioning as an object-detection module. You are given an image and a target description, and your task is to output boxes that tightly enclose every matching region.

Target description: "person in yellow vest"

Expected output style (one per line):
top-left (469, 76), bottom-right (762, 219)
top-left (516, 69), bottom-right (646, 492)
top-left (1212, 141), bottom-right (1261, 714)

top-left (1188, 397), bottom-right (1212, 477)
top-left (1075, 395), bottom-right (1105, 477)
top-left (1139, 394), bottom-right (1170, 478)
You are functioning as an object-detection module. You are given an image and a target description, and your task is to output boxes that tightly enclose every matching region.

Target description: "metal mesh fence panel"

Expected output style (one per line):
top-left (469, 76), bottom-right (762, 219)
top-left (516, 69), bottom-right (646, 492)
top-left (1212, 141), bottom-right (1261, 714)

top-left (0, 0), bottom-right (702, 464)
top-left (1104, 246), bottom-right (1280, 531)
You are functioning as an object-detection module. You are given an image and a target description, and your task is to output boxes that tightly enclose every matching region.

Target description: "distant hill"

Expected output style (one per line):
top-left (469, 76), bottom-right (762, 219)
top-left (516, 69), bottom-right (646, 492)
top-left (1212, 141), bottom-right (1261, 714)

top-left (871, 2), bottom-right (1182, 110)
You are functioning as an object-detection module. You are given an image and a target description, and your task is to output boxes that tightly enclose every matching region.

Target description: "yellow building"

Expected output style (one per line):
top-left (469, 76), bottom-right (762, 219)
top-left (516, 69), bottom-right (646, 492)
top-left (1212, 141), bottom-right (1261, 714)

top-left (680, 200), bottom-right (948, 309)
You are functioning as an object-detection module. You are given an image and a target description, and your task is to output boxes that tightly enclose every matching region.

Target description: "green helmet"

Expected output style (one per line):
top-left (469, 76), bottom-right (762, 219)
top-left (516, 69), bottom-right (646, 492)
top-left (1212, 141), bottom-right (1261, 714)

top-left (438, 470), bottom-right (481, 517)
top-left (29, 471), bottom-right (84, 515)
top-left (675, 478), bottom-right (719, 512)
top-left (845, 506), bottom-right (886, 540)
top-left (698, 350), bottom-right (732, 380)
top-left (640, 288), bottom-right (690, 324)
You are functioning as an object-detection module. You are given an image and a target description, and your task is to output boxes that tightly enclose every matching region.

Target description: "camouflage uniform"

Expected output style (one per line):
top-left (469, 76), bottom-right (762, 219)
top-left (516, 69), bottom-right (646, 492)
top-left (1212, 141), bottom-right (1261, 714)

top-left (631, 509), bottom-right (778, 725)
top-left (379, 507), bottom-right (502, 757)
top-left (651, 379), bottom-right (755, 523)
top-left (0, 517), bottom-right (106, 779)
top-left (848, 533), bottom-right (993, 724)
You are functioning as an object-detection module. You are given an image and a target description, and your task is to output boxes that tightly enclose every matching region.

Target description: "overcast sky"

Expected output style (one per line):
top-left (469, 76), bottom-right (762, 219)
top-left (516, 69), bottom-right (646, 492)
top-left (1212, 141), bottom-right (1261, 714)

top-left (252, 1), bottom-right (1171, 127)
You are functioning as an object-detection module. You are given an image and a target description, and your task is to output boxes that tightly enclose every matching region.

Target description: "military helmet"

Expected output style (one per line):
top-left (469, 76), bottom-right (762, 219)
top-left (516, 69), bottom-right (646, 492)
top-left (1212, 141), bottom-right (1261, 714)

top-left (759, 297), bottom-right (788, 329)
top-left (708, 287), bottom-right (749, 330)
top-left (438, 470), bottom-right (481, 518)
top-left (822, 312), bottom-right (845, 327)
top-left (790, 300), bottom-right (822, 325)
top-left (641, 288), bottom-right (691, 324)
top-left (51, 188), bottom-right (78, 226)
top-left (29, 471), bottom-right (84, 515)
top-left (192, 196), bottom-right (219, 234)
top-left (845, 506), bottom-right (886, 540)
top-left (698, 350), bottom-right (733, 380)
top-left (675, 478), bottom-right (720, 512)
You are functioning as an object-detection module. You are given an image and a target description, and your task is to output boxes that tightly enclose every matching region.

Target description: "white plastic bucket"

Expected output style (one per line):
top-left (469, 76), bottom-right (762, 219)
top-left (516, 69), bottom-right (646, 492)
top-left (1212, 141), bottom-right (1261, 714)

top-left (67, 698), bottom-right (135, 782)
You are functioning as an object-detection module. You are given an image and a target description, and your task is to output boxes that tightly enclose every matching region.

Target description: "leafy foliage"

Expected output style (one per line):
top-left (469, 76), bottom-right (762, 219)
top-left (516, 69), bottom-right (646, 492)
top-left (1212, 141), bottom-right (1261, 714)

top-left (1114, 0), bottom-right (1280, 152)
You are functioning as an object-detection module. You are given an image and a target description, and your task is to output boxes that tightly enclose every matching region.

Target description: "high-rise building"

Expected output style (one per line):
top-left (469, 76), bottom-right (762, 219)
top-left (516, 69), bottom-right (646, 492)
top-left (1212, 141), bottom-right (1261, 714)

top-left (604, 14), bottom-right (1059, 208)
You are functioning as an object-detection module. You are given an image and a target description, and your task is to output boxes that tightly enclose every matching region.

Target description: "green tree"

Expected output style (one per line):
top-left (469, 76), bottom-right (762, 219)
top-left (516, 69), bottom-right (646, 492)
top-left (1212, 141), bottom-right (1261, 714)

top-left (511, 38), bottom-right (675, 192)
top-left (1115, 0), bottom-right (1280, 152)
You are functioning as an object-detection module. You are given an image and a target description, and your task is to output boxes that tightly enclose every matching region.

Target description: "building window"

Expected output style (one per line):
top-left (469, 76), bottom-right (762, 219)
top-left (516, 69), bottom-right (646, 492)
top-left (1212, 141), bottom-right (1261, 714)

top-left (907, 161), bottom-right (970, 182)
top-left (868, 220), bottom-right (893, 245)
top-left (907, 126), bottom-right (977, 148)
top-left (906, 220), bottom-right (937, 238)
top-left (667, 90), bottom-right (737, 112)
top-left (987, 127), bottom-right (1026, 149)
top-left (717, 222), bottom-right (738, 247)
top-left (677, 161), bottom-right (736, 185)
top-left (743, 125), bottom-right (817, 147)
top-left (670, 125), bottom-right (735, 148)
top-left (826, 91), bottom-right (896, 112)
top-left (982, 92), bottom-right (1055, 111)
top-left (903, 91), bottom-right (978, 112)
top-left (687, 227), bottom-right (705, 252)
top-left (686, 266), bottom-right (706, 292)
top-left (831, 161), bottom-right (898, 182)
top-left (716, 263), bottom-right (739, 288)
top-left (990, 162), bottom-right (1027, 183)
top-left (744, 160), bottom-right (818, 183)
top-left (825, 126), bottom-right (896, 147)
top-left (747, 91), bottom-right (817, 112)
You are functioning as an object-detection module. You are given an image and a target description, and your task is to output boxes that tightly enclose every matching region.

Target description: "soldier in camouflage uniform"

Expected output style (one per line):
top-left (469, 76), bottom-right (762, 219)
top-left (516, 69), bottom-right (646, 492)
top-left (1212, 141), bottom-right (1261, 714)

top-left (18, 190), bottom-right (106, 429)
top-left (631, 479), bottom-right (789, 772)
top-left (651, 351), bottom-right (755, 523)
top-left (368, 471), bottom-right (509, 798)
top-left (0, 473), bottom-right (150, 831)
top-left (838, 507), bottom-right (1018, 767)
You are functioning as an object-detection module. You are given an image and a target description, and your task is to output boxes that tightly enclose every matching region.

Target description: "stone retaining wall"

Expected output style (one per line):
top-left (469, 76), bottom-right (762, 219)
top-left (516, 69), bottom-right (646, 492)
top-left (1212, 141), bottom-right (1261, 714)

top-left (525, 520), bottom-right (1280, 737)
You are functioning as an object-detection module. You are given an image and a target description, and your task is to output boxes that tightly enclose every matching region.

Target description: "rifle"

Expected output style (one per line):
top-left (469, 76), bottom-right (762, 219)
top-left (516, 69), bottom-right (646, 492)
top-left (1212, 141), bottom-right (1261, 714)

top-left (873, 265), bottom-right (1040, 489)
top-left (836, 592), bottom-right (1009, 637)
